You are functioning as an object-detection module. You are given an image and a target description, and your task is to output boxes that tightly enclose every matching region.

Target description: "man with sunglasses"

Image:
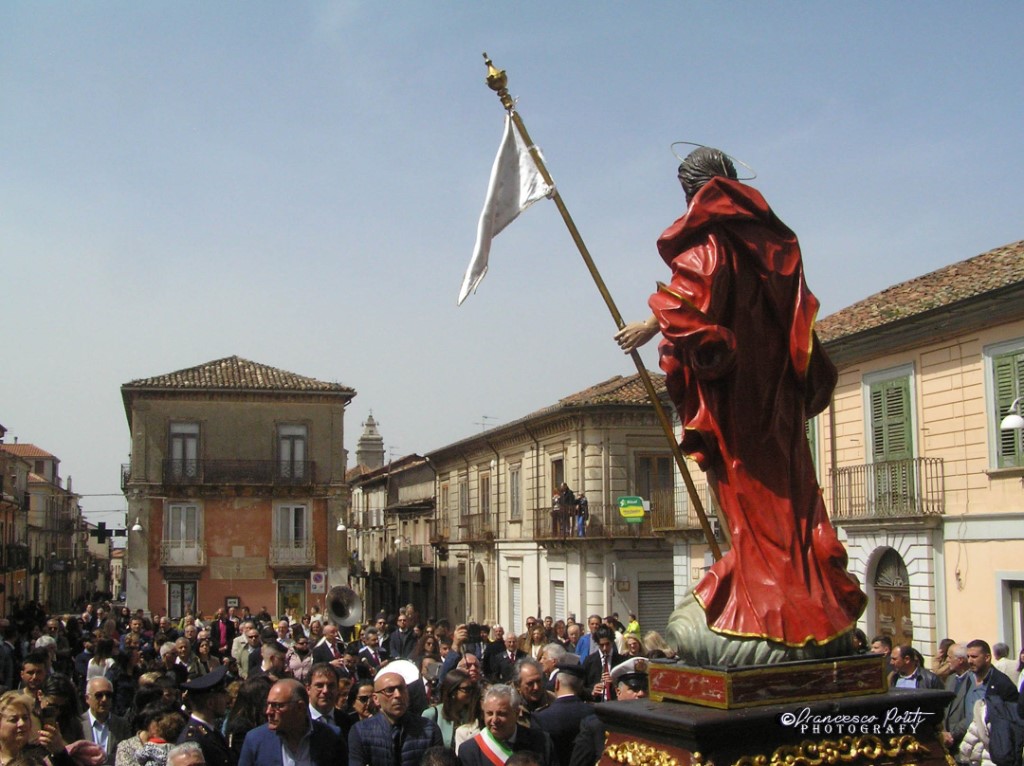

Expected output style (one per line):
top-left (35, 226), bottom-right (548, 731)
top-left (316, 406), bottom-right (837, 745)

top-left (348, 671), bottom-right (441, 766)
top-left (239, 678), bottom-right (342, 766)
top-left (80, 677), bottom-right (132, 765)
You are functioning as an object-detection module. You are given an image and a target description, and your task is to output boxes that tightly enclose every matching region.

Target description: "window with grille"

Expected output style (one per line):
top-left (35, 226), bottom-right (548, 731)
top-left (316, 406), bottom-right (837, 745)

top-left (169, 423), bottom-right (200, 479)
top-left (278, 425), bottom-right (307, 479)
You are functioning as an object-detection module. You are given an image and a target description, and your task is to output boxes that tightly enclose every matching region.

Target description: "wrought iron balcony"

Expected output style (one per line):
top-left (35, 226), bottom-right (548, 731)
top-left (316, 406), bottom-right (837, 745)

top-left (828, 457), bottom-right (945, 520)
top-left (269, 539), bottom-right (316, 567)
top-left (161, 459), bottom-right (317, 487)
top-left (159, 540), bottom-right (207, 568)
top-left (458, 513), bottom-right (495, 542)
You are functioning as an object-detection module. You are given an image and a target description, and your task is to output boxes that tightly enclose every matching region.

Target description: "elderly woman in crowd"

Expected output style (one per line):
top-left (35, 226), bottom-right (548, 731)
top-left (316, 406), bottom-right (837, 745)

top-left (0, 690), bottom-right (75, 766)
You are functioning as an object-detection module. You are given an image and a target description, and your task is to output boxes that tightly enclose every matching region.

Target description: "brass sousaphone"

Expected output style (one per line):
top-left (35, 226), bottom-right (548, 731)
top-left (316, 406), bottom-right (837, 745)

top-left (326, 585), bottom-right (362, 628)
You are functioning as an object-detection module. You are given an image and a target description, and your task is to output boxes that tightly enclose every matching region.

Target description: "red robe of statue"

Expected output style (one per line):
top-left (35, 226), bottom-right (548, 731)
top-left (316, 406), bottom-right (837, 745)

top-left (650, 177), bottom-right (866, 646)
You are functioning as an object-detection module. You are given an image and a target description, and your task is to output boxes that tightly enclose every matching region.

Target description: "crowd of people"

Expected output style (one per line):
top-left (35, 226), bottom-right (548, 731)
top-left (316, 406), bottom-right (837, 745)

top-left (862, 632), bottom-right (1024, 766)
top-left (6, 599), bottom-right (1023, 766)
top-left (0, 602), bottom-right (659, 766)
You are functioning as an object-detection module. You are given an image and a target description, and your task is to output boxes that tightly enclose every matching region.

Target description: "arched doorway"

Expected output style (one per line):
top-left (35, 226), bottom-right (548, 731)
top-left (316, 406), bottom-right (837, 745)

top-left (873, 548), bottom-right (912, 646)
top-left (473, 562), bottom-right (486, 622)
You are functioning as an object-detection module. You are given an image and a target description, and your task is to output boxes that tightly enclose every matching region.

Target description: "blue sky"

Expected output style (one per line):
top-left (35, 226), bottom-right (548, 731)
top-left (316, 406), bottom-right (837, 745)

top-left (2, 2), bottom-right (1021, 525)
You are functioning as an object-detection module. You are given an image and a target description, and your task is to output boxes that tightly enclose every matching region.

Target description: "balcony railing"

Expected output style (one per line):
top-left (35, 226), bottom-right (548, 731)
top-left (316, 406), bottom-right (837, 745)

top-left (269, 539), bottom-right (316, 567)
top-left (159, 540), bottom-right (207, 568)
top-left (458, 513), bottom-right (495, 542)
top-left (829, 457), bottom-right (945, 520)
top-left (533, 502), bottom-right (663, 541)
top-left (405, 543), bottom-right (434, 568)
top-left (161, 459), bottom-right (317, 486)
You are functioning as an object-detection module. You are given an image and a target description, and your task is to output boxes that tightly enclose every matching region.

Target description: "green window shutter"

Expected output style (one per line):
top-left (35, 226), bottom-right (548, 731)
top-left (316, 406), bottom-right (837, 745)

top-left (994, 350), bottom-right (1024, 468)
top-left (869, 377), bottom-right (913, 462)
top-left (869, 376), bottom-right (914, 514)
top-left (805, 417), bottom-right (818, 472)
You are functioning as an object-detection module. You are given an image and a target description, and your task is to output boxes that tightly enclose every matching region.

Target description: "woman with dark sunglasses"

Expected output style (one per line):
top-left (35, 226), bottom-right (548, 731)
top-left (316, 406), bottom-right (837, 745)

top-left (338, 679), bottom-right (377, 737)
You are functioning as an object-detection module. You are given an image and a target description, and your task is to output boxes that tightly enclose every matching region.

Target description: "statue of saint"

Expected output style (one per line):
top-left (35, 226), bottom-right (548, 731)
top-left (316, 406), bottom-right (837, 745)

top-left (617, 147), bottom-right (865, 665)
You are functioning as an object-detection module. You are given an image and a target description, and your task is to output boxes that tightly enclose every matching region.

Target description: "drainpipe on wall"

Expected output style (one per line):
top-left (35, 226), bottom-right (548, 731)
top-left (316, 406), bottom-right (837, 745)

top-left (828, 395), bottom-right (838, 512)
top-left (485, 438), bottom-right (500, 625)
top-left (523, 425), bottom-right (542, 625)
top-left (423, 454), bottom-right (439, 622)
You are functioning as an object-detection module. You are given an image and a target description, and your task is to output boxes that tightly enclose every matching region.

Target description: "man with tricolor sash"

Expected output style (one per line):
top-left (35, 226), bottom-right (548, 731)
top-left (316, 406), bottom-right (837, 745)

top-left (456, 685), bottom-right (557, 766)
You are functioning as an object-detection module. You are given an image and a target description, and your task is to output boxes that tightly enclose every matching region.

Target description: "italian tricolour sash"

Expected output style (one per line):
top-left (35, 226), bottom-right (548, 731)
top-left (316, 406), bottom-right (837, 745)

top-left (473, 729), bottom-right (512, 766)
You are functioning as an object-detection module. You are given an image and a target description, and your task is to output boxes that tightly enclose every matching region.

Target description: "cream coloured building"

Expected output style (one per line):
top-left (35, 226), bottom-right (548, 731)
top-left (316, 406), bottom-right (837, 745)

top-left (424, 373), bottom-right (719, 635)
top-left (813, 240), bottom-right (1024, 657)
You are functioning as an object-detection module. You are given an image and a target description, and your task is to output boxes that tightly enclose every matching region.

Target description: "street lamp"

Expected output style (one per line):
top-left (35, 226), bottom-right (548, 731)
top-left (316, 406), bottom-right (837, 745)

top-left (1001, 397), bottom-right (1024, 431)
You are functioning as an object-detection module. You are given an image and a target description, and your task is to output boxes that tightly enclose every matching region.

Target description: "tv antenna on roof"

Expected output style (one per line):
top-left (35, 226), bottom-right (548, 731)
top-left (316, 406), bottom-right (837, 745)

top-left (476, 415), bottom-right (498, 432)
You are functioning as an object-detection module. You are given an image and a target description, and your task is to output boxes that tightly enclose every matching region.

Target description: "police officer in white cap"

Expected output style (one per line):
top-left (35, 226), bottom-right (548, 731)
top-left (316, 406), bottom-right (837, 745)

top-left (608, 658), bottom-right (649, 700)
top-left (568, 658), bottom-right (649, 766)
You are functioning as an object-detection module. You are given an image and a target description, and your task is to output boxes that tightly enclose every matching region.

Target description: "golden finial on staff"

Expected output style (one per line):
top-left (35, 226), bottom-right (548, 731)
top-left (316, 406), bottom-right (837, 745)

top-left (482, 53), bottom-right (514, 111)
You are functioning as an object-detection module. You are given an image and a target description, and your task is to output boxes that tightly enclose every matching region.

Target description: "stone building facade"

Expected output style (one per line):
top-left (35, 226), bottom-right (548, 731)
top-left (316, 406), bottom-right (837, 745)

top-left (120, 356), bottom-right (355, 618)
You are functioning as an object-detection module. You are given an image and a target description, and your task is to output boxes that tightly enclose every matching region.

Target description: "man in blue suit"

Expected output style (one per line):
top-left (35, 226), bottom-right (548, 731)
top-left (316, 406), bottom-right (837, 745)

top-left (239, 678), bottom-right (343, 766)
top-left (348, 671), bottom-right (441, 766)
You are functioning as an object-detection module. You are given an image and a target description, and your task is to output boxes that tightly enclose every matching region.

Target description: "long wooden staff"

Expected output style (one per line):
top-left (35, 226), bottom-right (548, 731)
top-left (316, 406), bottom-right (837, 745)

top-left (482, 54), bottom-right (721, 559)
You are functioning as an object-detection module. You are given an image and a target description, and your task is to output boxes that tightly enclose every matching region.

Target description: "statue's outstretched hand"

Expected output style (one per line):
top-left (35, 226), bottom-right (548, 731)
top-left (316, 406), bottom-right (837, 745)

top-left (614, 315), bottom-right (659, 353)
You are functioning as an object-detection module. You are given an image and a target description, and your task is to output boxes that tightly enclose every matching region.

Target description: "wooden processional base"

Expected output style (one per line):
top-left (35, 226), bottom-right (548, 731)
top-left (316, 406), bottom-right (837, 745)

top-left (597, 655), bottom-right (953, 766)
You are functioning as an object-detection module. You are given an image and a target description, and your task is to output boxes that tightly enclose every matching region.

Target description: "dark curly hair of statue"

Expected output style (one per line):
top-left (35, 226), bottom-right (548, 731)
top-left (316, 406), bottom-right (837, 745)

top-left (678, 147), bottom-right (738, 204)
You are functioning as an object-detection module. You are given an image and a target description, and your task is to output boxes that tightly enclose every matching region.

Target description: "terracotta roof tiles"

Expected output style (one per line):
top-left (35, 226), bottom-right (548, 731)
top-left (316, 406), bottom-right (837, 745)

top-left (123, 355), bottom-right (354, 394)
top-left (817, 240), bottom-right (1024, 342)
top-left (557, 373), bottom-right (666, 407)
top-left (0, 444), bottom-right (56, 459)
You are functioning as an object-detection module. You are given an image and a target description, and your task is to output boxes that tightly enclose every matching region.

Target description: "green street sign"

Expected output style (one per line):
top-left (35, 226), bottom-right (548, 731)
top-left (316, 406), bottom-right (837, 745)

top-left (618, 496), bottom-right (645, 523)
